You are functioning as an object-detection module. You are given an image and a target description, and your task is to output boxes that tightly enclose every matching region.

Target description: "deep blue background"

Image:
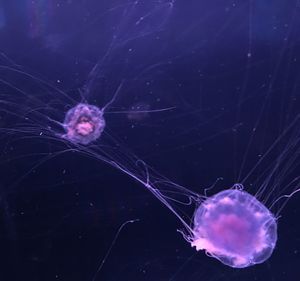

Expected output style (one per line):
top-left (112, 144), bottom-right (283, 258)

top-left (0, 1), bottom-right (300, 280)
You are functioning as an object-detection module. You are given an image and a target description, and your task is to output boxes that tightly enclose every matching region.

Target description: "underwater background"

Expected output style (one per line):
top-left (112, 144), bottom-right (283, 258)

top-left (0, 0), bottom-right (300, 280)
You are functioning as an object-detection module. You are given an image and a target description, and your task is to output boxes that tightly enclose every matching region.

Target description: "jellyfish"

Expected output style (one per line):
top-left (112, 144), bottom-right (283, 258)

top-left (191, 189), bottom-right (277, 268)
top-left (63, 103), bottom-right (106, 145)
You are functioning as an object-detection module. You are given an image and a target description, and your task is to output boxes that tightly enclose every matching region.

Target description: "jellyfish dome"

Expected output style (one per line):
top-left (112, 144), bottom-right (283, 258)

top-left (63, 103), bottom-right (105, 145)
top-left (191, 189), bottom-right (278, 268)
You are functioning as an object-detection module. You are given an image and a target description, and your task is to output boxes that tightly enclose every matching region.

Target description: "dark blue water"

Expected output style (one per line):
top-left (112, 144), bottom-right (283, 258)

top-left (0, 1), bottom-right (300, 280)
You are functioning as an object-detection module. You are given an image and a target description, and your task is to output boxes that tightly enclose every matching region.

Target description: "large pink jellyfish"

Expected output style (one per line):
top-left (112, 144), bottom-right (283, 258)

top-left (191, 189), bottom-right (277, 268)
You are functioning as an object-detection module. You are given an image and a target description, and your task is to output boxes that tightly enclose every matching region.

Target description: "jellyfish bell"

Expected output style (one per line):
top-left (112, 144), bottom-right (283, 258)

top-left (62, 103), bottom-right (106, 145)
top-left (190, 188), bottom-right (278, 268)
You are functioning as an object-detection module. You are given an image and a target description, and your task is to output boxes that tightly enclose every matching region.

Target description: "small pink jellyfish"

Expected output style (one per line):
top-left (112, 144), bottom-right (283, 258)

top-left (63, 103), bottom-right (105, 145)
top-left (191, 189), bottom-right (277, 268)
